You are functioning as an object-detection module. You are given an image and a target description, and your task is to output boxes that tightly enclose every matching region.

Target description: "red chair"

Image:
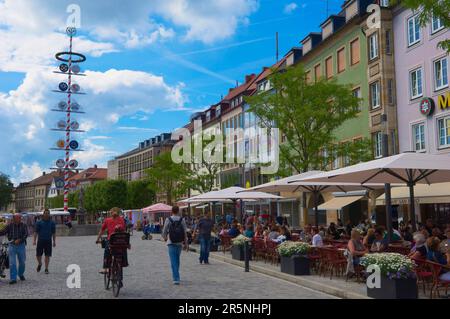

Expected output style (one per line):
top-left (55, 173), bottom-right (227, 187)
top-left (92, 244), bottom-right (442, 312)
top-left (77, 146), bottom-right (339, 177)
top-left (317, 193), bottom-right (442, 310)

top-left (427, 261), bottom-right (450, 299)
top-left (324, 248), bottom-right (347, 280)
top-left (307, 247), bottom-right (321, 274)
top-left (412, 258), bottom-right (433, 295)
top-left (219, 235), bottom-right (232, 254)
top-left (265, 241), bottom-right (279, 265)
top-left (252, 238), bottom-right (267, 261)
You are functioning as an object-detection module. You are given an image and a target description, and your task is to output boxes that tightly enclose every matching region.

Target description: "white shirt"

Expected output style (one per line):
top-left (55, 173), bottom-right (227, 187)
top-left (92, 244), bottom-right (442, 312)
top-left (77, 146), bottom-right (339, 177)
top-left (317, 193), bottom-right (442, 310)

top-left (312, 234), bottom-right (323, 247)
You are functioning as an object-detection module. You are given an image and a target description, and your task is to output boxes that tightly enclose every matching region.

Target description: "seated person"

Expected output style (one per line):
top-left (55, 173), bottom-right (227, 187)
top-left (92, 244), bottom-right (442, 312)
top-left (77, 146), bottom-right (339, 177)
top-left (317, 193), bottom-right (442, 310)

top-left (363, 228), bottom-right (376, 247)
top-left (408, 232), bottom-right (428, 260)
top-left (273, 227), bottom-right (290, 244)
top-left (439, 227), bottom-right (449, 253)
top-left (426, 236), bottom-right (450, 281)
top-left (268, 226), bottom-right (280, 241)
top-left (347, 230), bottom-right (368, 265)
top-left (312, 227), bottom-right (323, 247)
top-left (370, 227), bottom-right (389, 253)
top-left (219, 224), bottom-right (230, 236)
top-left (227, 223), bottom-right (240, 238)
top-left (244, 225), bottom-right (254, 238)
top-left (253, 224), bottom-right (264, 238)
top-left (327, 222), bottom-right (340, 240)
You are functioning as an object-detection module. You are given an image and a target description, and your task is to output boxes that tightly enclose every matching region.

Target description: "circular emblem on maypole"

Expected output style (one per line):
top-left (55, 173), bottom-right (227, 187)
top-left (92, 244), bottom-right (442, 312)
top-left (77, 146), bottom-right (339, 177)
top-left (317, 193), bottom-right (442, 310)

top-left (69, 140), bottom-right (79, 150)
top-left (57, 120), bottom-right (66, 129)
top-left (59, 63), bottom-right (69, 73)
top-left (70, 121), bottom-right (80, 130)
top-left (71, 84), bottom-right (80, 93)
top-left (56, 140), bottom-right (65, 148)
top-left (58, 101), bottom-right (68, 110)
top-left (66, 27), bottom-right (77, 37)
top-left (419, 97), bottom-right (435, 116)
top-left (71, 102), bottom-right (80, 111)
top-left (69, 160), bottom-right (79, 169)
top-left (56, 159), bottom-right (65, 168)
top-left (59, 82), bottom-right (69, 92)
top-left (71, 65), bottom-right (81, 74)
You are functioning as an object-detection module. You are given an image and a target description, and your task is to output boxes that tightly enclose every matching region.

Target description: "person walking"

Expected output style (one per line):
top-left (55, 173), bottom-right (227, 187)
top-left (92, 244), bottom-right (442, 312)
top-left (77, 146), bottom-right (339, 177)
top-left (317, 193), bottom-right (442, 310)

top-left (33, 209), bottom-right (56, 274)
top-left (162, 206), bottom-right (188, 285)
top-left (196, 212), bottom-right (214, 265)
top-left (0, 213), bottom-right (28, 284)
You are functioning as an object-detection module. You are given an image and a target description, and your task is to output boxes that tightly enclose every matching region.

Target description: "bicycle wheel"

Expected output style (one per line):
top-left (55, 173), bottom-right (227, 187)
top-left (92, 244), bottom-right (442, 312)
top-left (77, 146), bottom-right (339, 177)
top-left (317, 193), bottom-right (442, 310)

top-left (111, 259), bottom-right (122, 297)
top-left (104, 268), bottom-right (111, 290)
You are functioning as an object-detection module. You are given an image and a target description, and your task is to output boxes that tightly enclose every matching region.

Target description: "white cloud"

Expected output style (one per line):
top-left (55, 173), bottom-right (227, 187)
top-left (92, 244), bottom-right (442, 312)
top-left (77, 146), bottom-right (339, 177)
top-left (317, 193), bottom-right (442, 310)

top-left (284, 3), bottom-right (298, 14)
top-left (10, 163), bottom-right (46, 186)
top-left (118, 127), bottom-right (159, 132)
top-left (72, 140), bottom-right (117, 169)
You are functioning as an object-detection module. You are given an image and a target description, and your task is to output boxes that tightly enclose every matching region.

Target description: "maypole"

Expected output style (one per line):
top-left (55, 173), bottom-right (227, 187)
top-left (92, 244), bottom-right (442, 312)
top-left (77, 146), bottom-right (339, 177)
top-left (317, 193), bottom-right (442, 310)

top-left (50, 27), bottom-right (87, 213)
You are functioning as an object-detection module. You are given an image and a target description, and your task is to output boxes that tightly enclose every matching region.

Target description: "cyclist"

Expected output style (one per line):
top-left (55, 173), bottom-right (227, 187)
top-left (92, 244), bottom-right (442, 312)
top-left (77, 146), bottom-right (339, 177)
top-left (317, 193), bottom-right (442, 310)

top-left (96, 207), bottom-right (126, 275)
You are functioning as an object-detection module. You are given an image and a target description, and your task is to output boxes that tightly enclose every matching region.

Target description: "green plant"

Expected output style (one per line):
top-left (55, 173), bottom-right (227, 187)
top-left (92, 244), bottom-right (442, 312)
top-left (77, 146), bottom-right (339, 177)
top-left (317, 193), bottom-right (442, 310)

top-left (231, 234), bottom-right (251, 247)
top-left (360, 253), bottom-right (416, 279)
top-left (277, 241), bottom-right (311, 257)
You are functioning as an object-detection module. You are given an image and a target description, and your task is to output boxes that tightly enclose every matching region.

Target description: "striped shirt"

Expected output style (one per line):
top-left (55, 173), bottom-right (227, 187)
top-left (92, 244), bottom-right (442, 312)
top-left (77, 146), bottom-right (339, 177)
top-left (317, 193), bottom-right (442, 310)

top-left (0, 222), bottom-right (28, 244)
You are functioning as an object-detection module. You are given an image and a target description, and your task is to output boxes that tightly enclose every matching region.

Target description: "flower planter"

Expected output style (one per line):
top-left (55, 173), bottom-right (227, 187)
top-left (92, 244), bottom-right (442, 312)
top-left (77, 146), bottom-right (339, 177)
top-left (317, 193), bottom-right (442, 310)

top-left (280, 255), bottom-right (310, 276)
top-left (367, 276), bottom-right (418, 299)
top-left (231, 245), bottom-right (251, 261)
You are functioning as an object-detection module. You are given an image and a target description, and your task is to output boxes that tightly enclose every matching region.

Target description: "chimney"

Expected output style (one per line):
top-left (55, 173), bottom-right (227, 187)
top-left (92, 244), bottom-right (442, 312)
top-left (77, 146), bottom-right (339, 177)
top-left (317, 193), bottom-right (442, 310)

top-left (94, 164), bottom-right (98, 169)
top-left (43, 172), bottom-right (46, 176)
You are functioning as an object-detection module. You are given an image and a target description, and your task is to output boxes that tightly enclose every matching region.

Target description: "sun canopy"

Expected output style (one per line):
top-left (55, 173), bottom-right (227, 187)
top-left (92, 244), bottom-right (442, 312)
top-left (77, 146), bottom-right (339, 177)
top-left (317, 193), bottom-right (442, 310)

top-left (376, 182), bottom-right (450, 205)
top-left (318, 196), bottom-right (364, 211)
top-left (142, 203), bottom-right (172, 214)
top-left (183, 186), bottom-right (283, 203)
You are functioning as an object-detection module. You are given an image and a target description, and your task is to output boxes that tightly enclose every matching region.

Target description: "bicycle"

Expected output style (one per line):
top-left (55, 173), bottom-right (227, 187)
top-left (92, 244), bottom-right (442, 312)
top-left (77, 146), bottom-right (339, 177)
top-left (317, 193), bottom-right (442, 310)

top-left (101, 233), bottom-right (130, 297)
top-left (0, 242), bottom-right (10, 279)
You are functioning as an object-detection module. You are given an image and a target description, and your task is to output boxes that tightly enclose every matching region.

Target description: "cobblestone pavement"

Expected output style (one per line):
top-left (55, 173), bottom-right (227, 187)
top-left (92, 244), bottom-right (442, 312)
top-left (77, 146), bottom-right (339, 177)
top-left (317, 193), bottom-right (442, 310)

top-left (0, 235), bottom-right (336, 299)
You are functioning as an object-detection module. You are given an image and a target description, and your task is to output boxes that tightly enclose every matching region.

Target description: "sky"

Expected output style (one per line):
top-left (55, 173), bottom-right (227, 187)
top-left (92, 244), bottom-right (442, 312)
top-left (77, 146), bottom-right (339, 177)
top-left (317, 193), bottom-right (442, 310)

top-left (0, 0), bottom-right (343, 185)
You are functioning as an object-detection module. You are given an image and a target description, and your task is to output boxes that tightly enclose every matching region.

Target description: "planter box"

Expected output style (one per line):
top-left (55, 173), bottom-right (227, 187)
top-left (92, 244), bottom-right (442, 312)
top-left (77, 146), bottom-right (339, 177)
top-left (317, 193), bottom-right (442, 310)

top-left (367, 276), bottom-right (418, 299)
top-left (231, 245), bottom-right (252, 261)
top-left (280, 255), bottom-right (310, 276)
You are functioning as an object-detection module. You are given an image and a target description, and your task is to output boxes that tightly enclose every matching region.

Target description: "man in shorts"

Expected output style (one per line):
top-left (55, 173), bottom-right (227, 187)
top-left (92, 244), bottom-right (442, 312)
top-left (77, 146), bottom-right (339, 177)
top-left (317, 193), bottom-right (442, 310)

top-left (33, 209), bottom-right (56, 274)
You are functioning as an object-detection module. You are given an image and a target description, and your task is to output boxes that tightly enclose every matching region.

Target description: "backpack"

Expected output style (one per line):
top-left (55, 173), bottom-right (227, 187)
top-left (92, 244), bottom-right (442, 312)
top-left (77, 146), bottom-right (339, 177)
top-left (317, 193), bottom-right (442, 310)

top-left (168, 217), bottom-right (185, 243)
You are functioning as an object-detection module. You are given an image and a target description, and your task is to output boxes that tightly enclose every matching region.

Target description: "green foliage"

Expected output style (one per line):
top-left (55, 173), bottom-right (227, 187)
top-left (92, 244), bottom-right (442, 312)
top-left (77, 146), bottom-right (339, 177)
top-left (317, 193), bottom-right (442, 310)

top-left (402, 0), bottom-right (450, 53)
top-left (126, 180), bottom-right (155, 209)
top-left (47, 191), bottom-right (79, 209)
top-left (220, 171), bottom-right (241, 189)
top-left (246, 65), bottom-right (373, 174)
top-left (0, 173), bottom-right (13, 210)
top-left (145, 152), bottom-right (191, 204)
top-left (82, 180), bottom-right (127, 214)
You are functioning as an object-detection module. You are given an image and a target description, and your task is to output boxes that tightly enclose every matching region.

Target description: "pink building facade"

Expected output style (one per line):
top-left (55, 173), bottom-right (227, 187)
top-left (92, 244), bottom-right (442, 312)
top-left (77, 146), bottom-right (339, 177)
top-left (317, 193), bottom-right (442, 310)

top-left (393, 6), bottom-right (449, 154)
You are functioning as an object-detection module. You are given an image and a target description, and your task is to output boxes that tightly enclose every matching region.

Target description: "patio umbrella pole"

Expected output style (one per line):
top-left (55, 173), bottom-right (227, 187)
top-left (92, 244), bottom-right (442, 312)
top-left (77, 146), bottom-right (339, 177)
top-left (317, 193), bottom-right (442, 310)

top-left (408, 182), bottom-right (417, 232)
top-left (313, 190), bottom-right (319, 227)
top-left (384, 183), bottom-right (393, 243)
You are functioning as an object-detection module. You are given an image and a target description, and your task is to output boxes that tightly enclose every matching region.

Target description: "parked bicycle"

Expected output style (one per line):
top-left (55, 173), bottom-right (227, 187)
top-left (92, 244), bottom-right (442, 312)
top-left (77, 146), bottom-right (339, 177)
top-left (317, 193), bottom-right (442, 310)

top-left (0, 242), bottom-right (10, 279)
top-left (101, 233), bottom-right (130, 297)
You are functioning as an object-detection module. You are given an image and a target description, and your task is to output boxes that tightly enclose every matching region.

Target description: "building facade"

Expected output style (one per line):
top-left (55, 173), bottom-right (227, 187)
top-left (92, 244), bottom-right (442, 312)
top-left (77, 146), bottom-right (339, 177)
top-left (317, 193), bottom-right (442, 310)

top-left (68, 165), bottom-right (107, 191)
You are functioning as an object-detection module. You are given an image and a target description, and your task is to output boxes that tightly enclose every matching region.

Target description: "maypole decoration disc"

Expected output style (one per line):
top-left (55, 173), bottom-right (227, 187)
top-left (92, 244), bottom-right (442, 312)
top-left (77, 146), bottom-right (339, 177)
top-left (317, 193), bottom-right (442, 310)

top-left (69, 160), bottom-right (79, 169)
top-left (59, 82), bottom-right (69, 92)
top-left (71, 102), bottom-right (80, 111)
top-left (69, 140), bottom-right (79, 150)
top-left (56, 140), bottom-right (65, 148)
top-left (71, 84), bottom-right (80, 93)
top-left (58, 101), bottom-right (68, 110)
top-left (56, 159), bottom-right (65, 168)
top-left (71, 65), bottom-right (81, 74)
top-left (57, 120), bottom-right (66, 129)
top-left (70, 121), bottom-right (80, 130)
top-left (59, 63), bottom-right (69, 73)
top-left (66, 27), bottom-right (77, 37)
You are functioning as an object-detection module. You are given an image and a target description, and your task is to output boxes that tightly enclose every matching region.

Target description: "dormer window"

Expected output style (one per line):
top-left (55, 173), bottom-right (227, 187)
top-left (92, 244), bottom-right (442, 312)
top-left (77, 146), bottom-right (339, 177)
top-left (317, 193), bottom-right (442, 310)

top-left (216, 106), bottom-right (221, 117)
top-left (206, 111), bottom-right (211, 121)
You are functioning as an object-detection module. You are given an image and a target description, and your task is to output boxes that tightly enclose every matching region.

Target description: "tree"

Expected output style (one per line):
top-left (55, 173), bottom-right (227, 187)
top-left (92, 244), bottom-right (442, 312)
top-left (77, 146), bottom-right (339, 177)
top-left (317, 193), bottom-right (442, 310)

top-left (145, 152), bottom-right (191, 205)
top-left (0, 173), bottom-right (13, 210)
top-left (246, 65), bottom-right (373, 175)
top-left (127, 180), bottom-right (155, 209)
top-left (402, 0), bottom-right (450, 53)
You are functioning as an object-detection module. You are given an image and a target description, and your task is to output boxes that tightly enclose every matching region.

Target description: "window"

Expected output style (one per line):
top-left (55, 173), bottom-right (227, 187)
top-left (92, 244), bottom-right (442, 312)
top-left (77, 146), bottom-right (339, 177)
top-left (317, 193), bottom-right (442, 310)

top-left (407, 15), bottom-right (421, 46)
top-left (432, 15), bottom-right (444, 34)
top-left (380, 0), bottom-right (390, 7)
top-left (374, 132), bottom-right (383, 158)
top-left (314, 64), bottom-right (321, 81)
top-left (337, 48), bottom-right (346, 73)
top-left (350, 38), bottom-right (360, 65)
top-left (216, 106), bottom-right (221, 117)
top-left (370, 81), bottom-right (381, 109)
top-left (387, 79), bottom-right (394, 104)
top-left (352, 87), bottom-right (362, 112)
top-left (206, 111), bottom-right (211, 121)
top-left (369, 33), bottom-right (379, 60)
top-left (412, 123), bottom-right (425, 151)
top-left (434, 57), bottom-right (448, 91)
top-left (410, 67), bottom-right (423, 99)
top-left (325, 56), bottom-right (333, 79)
top-left (438, 117), bottom-right (450, 147)
top-left (385, 30), bottom-right (391, 54)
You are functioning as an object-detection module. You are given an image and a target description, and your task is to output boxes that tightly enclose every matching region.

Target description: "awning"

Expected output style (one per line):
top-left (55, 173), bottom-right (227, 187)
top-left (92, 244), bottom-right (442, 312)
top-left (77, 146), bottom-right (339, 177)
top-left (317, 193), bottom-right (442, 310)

top-left (376, 182), bottom-right (450, 205)
top-left (318, 196), bottom-right (363, 210)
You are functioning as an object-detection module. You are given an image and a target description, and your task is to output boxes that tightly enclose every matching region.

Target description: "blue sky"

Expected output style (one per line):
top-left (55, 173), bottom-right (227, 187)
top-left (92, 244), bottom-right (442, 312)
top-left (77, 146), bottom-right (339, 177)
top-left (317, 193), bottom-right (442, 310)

top-left (0, 0), bottom-right (342, 185)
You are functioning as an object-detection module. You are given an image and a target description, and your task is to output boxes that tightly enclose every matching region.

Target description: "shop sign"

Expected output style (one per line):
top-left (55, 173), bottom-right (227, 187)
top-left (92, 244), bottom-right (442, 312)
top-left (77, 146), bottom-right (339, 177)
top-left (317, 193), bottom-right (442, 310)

top-left (438, 92), bottom-right (450, 110)
top-left (419, 98), bottom-right (435, 116)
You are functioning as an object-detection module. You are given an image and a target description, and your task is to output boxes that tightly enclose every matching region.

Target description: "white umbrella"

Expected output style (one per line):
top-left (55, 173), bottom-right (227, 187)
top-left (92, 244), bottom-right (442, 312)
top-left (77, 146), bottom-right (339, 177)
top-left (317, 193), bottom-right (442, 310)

top-left (300, 152), bottom-right (450, 232)
top-left (183, 186), bottom-right (283, 202)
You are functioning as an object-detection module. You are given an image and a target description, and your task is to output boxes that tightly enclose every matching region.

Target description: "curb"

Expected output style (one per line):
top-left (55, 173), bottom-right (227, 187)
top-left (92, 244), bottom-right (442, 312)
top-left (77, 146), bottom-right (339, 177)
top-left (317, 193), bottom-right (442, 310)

top-left (189, 246), bottom-right (370, 299)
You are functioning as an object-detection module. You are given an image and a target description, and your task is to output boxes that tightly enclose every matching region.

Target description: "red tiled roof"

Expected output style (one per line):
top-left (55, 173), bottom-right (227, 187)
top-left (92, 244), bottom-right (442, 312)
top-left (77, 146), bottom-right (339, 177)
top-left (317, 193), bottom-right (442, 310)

top-left (223, 74), bottom-right (257, 101)
top-left (29, 171), bottom-right (66, 186)
top-left (68, 167), bottom-right (107, 182)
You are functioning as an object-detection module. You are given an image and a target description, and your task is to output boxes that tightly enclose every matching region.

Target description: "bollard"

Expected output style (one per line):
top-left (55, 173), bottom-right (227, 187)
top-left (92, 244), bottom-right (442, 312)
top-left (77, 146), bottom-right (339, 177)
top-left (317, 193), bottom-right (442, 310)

top-left (244, 241), bottom-right (250, 272)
